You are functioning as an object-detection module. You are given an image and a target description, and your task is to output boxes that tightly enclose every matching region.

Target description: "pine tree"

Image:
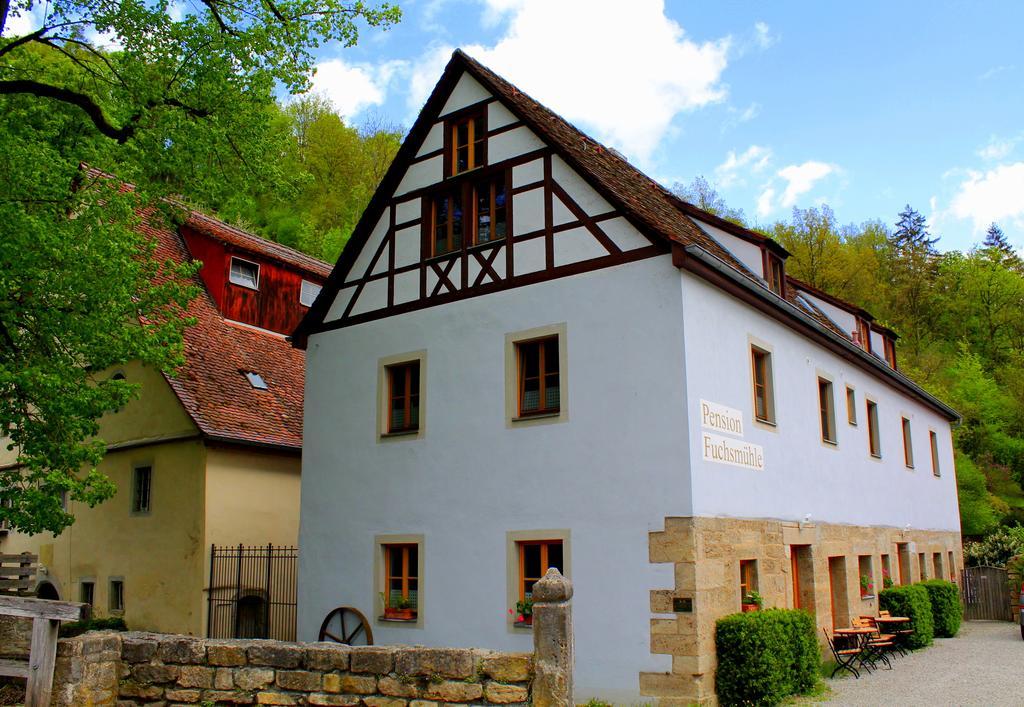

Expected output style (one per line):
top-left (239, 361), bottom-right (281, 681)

top-left (891, 204), bottom-right (939, 253)
top-left (981, 223), bottom-right (1022, 270)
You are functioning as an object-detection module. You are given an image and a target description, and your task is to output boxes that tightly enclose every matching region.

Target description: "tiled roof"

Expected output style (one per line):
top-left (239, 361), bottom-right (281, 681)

top-left (139, 210), bottom-right (314, 450)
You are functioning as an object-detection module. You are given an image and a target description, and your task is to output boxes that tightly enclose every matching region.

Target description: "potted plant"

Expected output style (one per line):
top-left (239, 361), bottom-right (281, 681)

top-left (510, 598), bottom-right (533, 626)
top-left (382, 593), bottom-right (417, 620)
top-left (741, 590), bottom-right (763, 612)
top-left (882, 569), bottom-right (894, 589)
top-left (860, 574), bottom-right (875, 598)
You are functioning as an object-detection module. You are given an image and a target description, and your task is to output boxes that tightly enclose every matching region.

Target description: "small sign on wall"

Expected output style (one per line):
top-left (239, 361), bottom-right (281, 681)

top-left (700, 399), bottom-right (744, 436)
top-left (701, 431), bottom-right (765, 471)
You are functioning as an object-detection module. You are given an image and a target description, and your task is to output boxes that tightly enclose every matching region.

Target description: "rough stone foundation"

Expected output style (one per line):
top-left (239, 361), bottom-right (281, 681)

top-left (642, 516), bottom-right (962, 705)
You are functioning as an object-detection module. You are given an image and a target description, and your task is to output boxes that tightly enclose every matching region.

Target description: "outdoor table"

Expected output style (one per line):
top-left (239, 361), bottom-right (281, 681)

top-left (875, 615), bottom-right (912, 654)
top-left (833, 627), bottom-right (881, 671)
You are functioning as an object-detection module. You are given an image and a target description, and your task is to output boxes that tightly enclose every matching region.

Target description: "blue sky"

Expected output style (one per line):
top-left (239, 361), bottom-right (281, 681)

top-left (307, 0), bottom-right (1024, 253)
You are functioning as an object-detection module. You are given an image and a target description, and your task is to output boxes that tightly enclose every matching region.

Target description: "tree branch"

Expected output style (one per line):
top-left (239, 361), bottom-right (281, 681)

top-left (0, 79), bottom-right (133, 141)
top-left (0, 28), bottom-right (47, 59)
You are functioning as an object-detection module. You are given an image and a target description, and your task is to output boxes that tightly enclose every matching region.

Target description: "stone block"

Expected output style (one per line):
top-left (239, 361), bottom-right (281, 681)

top-left (479, 653), bottom-right (531, 682)
top-left (133, 662), bottom-right (180, 684)
top-left (378, 676), bottom-right (420, 698)
top-left (350, 646), bottom-right (395, 675)
top-left (178, 665), bottom-right (215, 689)
top-left (651, 618), bottom-right (677, 635)
top-left (158, 636), bottom-right (205, 664)
top-left (363, 698), bottom-right (407, 707)
top-left (256, 692), bottom-right (298, 705)
top-left (394, 648), bottom-right (474, 680)
top-left (423, 680), bottom-right (483, 703)
top-left (248, 642), bottom-right (303, 668)
top-left (306, 695), bottom-right (360, 706)
top-left (408, 702), bottom-right (439, 707)
top-left (165, 688), bottom-right (202, 702)
top-left (81, 633), bottom-right (122, 656)
top-left (202, 689), bottom-right (256, 704)
top-left (208, 642), bottom-right (249, 667)
top-left (275, 669), bottom-right (321, 692)
top-left (56, 638), bottom-right (84, 657)
top-left (484, 682), bottom-right (528, 704)
top-left (639, 671), bottom-right (696, 699)
top-left (651, 633), bottom-right (698, 656)
top-left (303, 643), bottom-right (350, 671)
top-left (215, 667), bottom-right (235, 690)
top-left (234, 667), bottom-right (276, 691)
top-left (119, 681), bottom-right (165, 699)
top-left (650, 589), bottom-right (675, 614)
top-left (122, 636), bottom-right (158, 663)
top-left (339, 674), bottom-right (377, 694)
top-left (322, 673), bottom-right (342, 693)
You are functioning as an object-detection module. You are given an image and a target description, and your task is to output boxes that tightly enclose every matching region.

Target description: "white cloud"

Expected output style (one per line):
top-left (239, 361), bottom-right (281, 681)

top-left (753, 21), bottom-right (778, 49)
top-left (977, 134), bottom-right (1019, 161)
top-left (949, 162), bottom-right (1024, 232)
top-left (410, 0), bottom-right (731, 163)
top-left (714, 145), bottom-right (772, 188)
top-left (979, 65), bottom-right (1013, 81)
top-left (2, 4), bottom-right (43, 36)
top-left (310, 58), bottom-right (406, 121)
top-left (756, 186), bottom-right (775, 218)
top-left (777, 161), bottom-right (836, 208)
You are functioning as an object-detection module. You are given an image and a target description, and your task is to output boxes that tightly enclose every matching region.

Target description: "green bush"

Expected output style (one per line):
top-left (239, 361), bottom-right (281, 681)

top-left (878, 584), bottom-right (933, 648)
top-left (58, 616), bottom-right (127, 638)
top-left (919, 580), bottom-right (963, 637)
top-left (715, 609), bottom-right (820, 706)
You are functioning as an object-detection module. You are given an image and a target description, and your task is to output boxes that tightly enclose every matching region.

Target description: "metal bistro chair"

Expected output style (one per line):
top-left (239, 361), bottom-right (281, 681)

top-left (879, 609), bottom-right (915, 653)
top-left (824, 628), bottom-right (860, 679)
top-left (852, 617), bottom-right (893, 670)
top-left (862, 614), bottom-right (906, 657)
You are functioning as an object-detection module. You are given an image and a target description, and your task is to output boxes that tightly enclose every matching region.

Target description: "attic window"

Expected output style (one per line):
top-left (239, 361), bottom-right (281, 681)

top-left (300, 279), bottom-right (322, 307)
top-left (229, 257), bottom-right (260, 290)
top-left (764, 253), bottom-right (785, 296)
top-left (244, 371), bottom-right (268, 390)
top-left (447, 109), bottom-right (486, 176)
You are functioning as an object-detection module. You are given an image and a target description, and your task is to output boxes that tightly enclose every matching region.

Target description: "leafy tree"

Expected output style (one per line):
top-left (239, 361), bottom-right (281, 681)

top-left (671, 176), bottom-right (747, 226)
top-left (0, 0), bottom-right (400, 534)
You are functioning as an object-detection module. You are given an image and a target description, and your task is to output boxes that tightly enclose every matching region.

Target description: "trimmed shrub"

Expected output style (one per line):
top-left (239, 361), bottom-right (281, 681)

top-left (878, 584), bottom-right (933, 648)
top-left (919, 580), bottom-right (963, 637)
top-left (58, 616), bottom-right (127, 638)
top-left (715, 608), bottom-right (820, 706)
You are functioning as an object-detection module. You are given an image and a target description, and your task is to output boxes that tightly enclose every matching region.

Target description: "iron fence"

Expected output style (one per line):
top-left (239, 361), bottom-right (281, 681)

top-left (207, 544), bottom-right (298, 641)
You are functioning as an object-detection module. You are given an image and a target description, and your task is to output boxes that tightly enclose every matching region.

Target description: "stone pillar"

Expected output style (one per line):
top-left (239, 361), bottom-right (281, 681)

top-left (532, 567), bottom-right (573, 707)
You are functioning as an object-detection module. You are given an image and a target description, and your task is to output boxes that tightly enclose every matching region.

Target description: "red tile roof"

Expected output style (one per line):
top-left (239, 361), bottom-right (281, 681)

top-left (139, 210), bottom-right (318, 451)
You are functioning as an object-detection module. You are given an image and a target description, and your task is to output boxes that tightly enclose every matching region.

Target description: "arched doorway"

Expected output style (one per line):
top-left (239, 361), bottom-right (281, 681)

top-left (36, 581), bottom-right (60, 600)
top-left (235, 593), bottom-right (268, 638)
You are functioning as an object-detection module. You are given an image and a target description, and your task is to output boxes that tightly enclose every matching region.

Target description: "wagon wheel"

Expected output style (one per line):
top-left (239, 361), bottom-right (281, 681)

top-left (318, 606), bottom-right (374, 645)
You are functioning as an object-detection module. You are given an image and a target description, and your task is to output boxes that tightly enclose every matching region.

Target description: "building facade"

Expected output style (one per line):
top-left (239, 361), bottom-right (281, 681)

top-left (0, 191), bottom-right (328, 637)
top-left (293, 51), bottom-right (961, 703)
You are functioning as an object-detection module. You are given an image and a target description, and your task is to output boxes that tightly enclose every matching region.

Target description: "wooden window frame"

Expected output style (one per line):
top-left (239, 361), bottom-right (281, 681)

top-left (430, 190), bottom-right (464, 257)
top-left (377, 351), bottom-right (427, 442)
top-left (929, 430), bottom-right (941, 477)
top-left (751, 346), bottom-right (776, 425)
top-left (228, 256), bottom-right (260, 290)
top-left (866, 399), bottom-right (881, 458)
top-left (131, 464), bottom-right (152, 515)
top-left (739, 559), bottom-right (758, 601)
top-left (373, 534), bottom-right (424, 628)
top-left (846, 385), bottom-right (857, 426)
top-left (883, 337), bottom-right (897, 369)
top-left (505, 324), bottom-right (568, 427)
top-left (470, 173), bottom-right (509, 247)
top-left (516, 539), bottom-right (564, 603)
top-left (902, 416), bottom-right (914, 468)
top-left (80, 579), bottom-right (94, 606)
top-left (383, 544), bottom-right (419, 609)
top-left (386, 361), bottom-right (421, 435)
top-left (445, 108), bottom-right (487, 177)
top-left (818, 377), bottom-right (837, 445)
top-left (506, 530), bottom-right (570, 631)
top-left (762, 250), bottom-right (786, 296)
top-left (856, 318), bottom-right (872, 352)
top-left (515, 336), bottom-right (560, 418)
top-left (109, 578), bottom-right (124, 613)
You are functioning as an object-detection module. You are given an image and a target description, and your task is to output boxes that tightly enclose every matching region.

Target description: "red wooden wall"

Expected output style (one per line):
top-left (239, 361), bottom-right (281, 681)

top-left (181, 226), bottom-right (323, 336)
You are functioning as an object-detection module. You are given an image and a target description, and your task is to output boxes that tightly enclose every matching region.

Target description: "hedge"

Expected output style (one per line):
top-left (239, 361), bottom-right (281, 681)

top-left (58, 616), bottom-right (127, 638)
top-left (878, 584), bottom-right (933, 648)
top-left (715, 609), bottom-right (820, 706)
top-left (919, 580), bottom-right (963, 637)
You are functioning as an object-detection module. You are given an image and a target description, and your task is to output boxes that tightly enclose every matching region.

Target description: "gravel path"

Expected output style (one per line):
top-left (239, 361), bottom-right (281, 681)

top-left (823, 621), bottom-right (1022, 705)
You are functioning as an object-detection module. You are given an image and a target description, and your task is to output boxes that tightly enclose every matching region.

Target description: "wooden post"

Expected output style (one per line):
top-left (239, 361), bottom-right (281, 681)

top-left (0, 596), bottom-right (88, 707)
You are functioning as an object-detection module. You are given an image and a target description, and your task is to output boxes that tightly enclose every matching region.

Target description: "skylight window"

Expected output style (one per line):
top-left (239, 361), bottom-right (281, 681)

top-left (244, 371), bottom-right (268, 390)
top-left (229, 257), bottom-right (259, 290)
top-left (300, 279), bottom-right (322, 307)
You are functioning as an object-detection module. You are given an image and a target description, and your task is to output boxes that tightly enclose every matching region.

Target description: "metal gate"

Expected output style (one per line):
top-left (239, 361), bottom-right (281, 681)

top-left (207, 544), bottom-right (298, 640)
top-left (961, 565), bottom-right (1012, 621)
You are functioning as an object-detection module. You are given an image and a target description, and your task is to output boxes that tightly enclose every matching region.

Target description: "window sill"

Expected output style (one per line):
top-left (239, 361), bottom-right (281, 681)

top-left (512, 621), bottom-right (533, 630)
top-left (860, 595), bottom-right (876, 601)
top-left (870, 453), bottom-right (882, 460)
top-left (381, 430), bottom-right (420, 439)
top-left (228, 281), bottom-right (259, 292)
top-left (377, 616), bottom-right (418, 624)
top-left (448, 165), bottom-right (485, 179)
top-left (513, 412), bottom-right (561, 422)
top-left (822, 439), bottom-right (838, 447)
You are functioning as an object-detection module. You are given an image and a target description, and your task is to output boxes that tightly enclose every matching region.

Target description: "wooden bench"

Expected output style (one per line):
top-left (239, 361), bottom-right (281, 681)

top-left (0, 596), bottom-right (89, 706)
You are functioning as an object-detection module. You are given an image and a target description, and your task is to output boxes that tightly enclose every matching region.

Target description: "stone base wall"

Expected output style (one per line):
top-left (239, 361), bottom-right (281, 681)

top-left (0, 614), bottom-right (32, 659)
top-left (52, 633), bottom-right (533, 706)
top-left (642, 516), bottom-right (962, 705)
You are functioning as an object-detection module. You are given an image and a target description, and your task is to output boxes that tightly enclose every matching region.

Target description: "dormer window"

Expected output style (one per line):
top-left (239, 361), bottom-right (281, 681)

top-left (229, 257), bottom-right (259, 290)
top-left (447, 110), bottom-right (486, 176)
top-left (764, 252), bottom-right (785, 296)
top-left (883, 337), bottom-right (897, 369)
top-left (300, 279), bottom-right (322, 307)
top-left (855, 318), bottom-right (871, 351)
top-left (244, 371), bottom-right (268, 390)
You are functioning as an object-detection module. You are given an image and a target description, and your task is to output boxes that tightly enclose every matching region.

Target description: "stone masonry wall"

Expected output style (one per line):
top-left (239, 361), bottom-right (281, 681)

top-left (642, 516), bottom-right (962, 705)
top-left (53, 633), bottom-right (533, 706)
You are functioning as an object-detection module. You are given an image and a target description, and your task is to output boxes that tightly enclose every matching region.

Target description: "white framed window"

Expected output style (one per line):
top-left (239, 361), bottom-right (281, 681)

top-left (229, 257), bottom-right (260, 290)
top-left (300, 279), bottom-right (322, 307)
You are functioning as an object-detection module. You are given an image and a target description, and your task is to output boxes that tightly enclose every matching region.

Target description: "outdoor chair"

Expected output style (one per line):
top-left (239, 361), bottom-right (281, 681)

top-left (823, 628), bottom-right (860, 679)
